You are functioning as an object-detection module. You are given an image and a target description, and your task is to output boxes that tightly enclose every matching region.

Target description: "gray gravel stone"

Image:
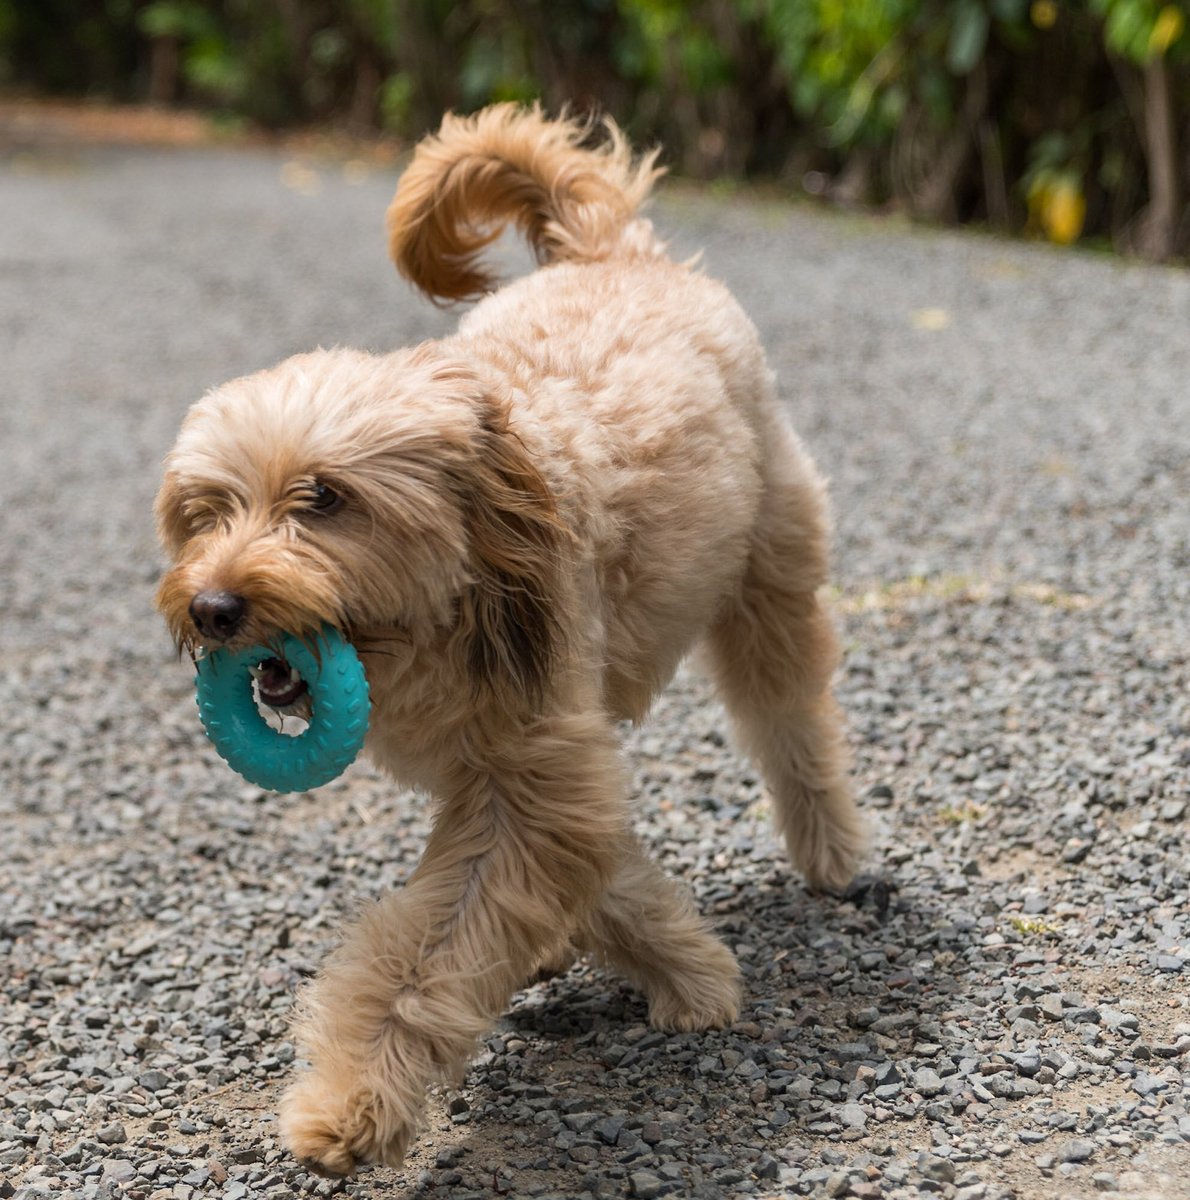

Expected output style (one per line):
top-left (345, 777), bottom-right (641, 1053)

top-left (918, 1154), bottom-right (956, 1183)
top-left (1057, 1138), bottom-right (1097, 1163)
top-left (837, 1102), bottom-right (868, 1129)
top-left (913, 1067), bottom-right (944, 1096)
top-left (628, 1168), bottom-right (663, 1198)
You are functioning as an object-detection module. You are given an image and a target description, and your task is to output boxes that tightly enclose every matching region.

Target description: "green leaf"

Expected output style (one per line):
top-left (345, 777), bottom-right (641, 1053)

top-left (378, 71), bottom-right (414, 131)
top-left (137, 0), bottom-right (208, 40)
top-left (947, 0), bottom-right (990, 74)
top-left (990, 0), bottom-right (1029, 23)
top-left (1104, 1), bottom-right (1150, 62)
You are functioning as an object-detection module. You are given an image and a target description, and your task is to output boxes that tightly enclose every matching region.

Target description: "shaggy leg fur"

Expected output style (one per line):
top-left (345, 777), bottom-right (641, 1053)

top-left (705, 427), bottom-right (865, 893)
top-left (527, 942), bottom-right (580, 983)
top-left (578, 846), bottom-right (742, 1032)
top-left (279, 709), bottom-right (628, 1174)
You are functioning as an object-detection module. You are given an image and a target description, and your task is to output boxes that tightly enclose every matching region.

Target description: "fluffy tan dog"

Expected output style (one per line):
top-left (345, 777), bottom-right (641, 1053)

top-left (155, 105), bottom-right (864, 1175)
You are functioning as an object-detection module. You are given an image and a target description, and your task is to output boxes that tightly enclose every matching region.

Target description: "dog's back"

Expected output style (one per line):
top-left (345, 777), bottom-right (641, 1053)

top-left (386, 106), bottom-right (816, 723)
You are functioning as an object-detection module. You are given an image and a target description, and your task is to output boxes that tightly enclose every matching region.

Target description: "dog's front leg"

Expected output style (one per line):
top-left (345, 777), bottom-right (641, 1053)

top-left (277, 709), bottom-right (626, 1176)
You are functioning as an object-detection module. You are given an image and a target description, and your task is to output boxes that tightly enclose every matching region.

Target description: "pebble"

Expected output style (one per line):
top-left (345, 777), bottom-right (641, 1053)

top-left (95, 1124), bottom-right (127, 1146)
top-left (1058, 1138), bottom-right (1096, 1163)
top-left (838, 1103), bottom-right (868, 1129)
top-left (1039, 994), bottom-right (1066, 1021)
top-left (628, 1170), bottom-right (663, 1198)
top-left (919, 1155), bottom-right (956, 1183)
top-left (913, 1068), bottom-right (944, 1096)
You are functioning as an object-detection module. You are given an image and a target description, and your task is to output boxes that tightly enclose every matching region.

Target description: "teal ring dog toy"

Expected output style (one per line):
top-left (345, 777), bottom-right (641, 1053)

top-left (195, 626), bottom-right (370, 793)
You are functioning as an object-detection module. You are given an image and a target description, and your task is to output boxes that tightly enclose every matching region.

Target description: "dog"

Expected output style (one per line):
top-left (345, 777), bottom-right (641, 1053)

top-left (154, 105), bottom-right (864, 1176)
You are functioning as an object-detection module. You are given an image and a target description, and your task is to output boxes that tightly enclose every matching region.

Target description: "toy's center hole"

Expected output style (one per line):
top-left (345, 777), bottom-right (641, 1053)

top-left (250, 655), bottom-right (310, 737)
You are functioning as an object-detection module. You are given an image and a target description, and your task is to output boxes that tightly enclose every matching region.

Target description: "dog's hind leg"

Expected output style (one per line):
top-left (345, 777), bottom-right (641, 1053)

top-left (577, 846), bottom-right (741, 1032)
top-left (703, 424), bottom-right (864, 892)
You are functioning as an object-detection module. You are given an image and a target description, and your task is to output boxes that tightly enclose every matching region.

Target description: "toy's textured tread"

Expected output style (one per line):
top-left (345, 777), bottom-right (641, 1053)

top-left (194, 627), bottom-right (371, 793)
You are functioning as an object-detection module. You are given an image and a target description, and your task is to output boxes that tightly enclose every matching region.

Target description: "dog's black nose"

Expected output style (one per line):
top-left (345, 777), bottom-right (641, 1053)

top-left (189, 590), bottom-right (247, 641)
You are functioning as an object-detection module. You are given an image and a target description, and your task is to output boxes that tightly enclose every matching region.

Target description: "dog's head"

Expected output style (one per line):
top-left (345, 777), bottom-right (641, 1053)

top-left (155, 346), bottom-right (567, 707)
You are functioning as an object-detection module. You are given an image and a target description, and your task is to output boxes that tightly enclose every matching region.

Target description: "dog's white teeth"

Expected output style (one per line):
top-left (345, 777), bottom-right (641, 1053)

top-left (289, 667), bottom-right (302, 683)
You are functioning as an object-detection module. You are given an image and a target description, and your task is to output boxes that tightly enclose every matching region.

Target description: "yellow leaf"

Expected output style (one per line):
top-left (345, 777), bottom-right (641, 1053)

top-left (1149, 5), bottom-right (1185, 56)
top-left (1030, 0), bottom-right (1058, 30)
top-left (1042, 179), bottom-right (1085, 245)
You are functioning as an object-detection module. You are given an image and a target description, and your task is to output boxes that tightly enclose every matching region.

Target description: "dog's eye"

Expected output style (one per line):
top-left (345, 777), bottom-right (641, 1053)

top-left (307, 482), bottom-right (344, 514)
top-left (182, 495), bottom-right (226, 533)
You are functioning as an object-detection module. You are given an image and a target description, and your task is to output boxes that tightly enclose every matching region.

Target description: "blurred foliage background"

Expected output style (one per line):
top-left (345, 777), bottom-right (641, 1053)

top-left (1, 0), bottom-right (1187, 258)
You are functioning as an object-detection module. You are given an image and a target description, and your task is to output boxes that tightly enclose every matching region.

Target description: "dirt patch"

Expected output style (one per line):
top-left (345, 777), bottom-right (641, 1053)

top-left (0, 96), bottom-right (404, 163)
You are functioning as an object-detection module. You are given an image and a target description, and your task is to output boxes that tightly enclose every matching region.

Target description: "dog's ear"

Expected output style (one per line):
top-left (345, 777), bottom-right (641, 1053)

top-left (155, 470), bottom-right (190, 558)
top-left (457, 399), bottom-right (569, 707)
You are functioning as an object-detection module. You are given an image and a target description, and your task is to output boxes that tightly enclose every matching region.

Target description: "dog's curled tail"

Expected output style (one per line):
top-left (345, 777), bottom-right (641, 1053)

top-left (387, 104), bottom-right (664, 303)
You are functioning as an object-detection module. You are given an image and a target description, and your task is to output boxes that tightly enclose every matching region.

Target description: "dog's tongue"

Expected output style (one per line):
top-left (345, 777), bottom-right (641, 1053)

top-left (255, 655), bottom-right (307, 709)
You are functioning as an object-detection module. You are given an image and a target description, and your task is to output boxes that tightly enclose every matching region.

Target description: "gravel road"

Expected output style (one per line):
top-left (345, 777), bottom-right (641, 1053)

top-left (1, 129), bottom-right (1187, 1200)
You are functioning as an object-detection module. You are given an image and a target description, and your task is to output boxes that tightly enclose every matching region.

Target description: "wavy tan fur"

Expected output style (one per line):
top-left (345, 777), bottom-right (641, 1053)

top-left (386, 103), bottom-right (664, 302)
top-left (154, 106), bottom-right (864, 1176)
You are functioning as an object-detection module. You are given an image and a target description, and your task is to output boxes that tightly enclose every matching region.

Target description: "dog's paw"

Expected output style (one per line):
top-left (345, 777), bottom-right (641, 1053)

top-left (790, 796), bottom-right (866, 894)
top-left (645, 943), bottom-right (742, 1033)
top-left (527, 941), bottom-right (578, 984)
top-left (797, 841), bottom-right (862, 894)
top-left (279, 1075), bottom-right (414, 1176)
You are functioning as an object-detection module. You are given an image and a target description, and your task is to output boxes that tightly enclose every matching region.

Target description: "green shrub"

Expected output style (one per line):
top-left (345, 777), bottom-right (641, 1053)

top-left (0, 0), bottom-right (1185, 257)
